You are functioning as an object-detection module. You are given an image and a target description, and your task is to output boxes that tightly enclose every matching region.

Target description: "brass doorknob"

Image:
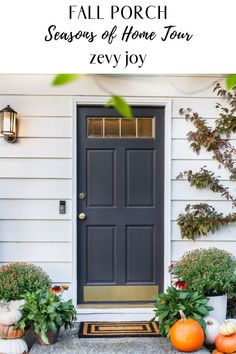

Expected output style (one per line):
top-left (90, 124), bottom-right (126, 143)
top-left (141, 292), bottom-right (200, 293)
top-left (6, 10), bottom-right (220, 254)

top-left (79, 212), bottom-right (86, 220)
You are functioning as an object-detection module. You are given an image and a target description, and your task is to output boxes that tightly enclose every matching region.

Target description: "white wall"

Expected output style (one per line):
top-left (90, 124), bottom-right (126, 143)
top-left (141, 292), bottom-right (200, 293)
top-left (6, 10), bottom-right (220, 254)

top-left (0, 74), bottom-right (234, 302)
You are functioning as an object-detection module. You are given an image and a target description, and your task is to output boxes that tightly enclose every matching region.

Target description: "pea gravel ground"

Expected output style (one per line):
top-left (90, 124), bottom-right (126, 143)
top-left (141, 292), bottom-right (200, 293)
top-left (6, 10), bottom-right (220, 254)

top-left (30, 324), bottom-right (210, 354)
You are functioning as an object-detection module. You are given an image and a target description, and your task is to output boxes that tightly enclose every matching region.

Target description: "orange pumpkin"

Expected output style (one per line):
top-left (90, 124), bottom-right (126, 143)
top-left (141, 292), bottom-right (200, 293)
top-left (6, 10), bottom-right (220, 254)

top-left (212, 350), bottom-right (225, 354)
top-left (0, 323), bottom-right (25, 339)
top-left (215, 333), bottom-right (236, 353)
top-left (169, 310), bottom-right (204, 352)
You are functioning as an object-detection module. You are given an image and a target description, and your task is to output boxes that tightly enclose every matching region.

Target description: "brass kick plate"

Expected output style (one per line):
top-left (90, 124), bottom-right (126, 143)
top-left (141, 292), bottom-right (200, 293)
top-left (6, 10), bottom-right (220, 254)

top-left (83, 285), bottom-right (159, 302)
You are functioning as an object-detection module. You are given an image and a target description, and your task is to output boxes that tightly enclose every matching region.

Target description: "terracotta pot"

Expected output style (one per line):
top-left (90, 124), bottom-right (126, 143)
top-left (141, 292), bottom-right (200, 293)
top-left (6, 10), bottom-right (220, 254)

top-left (35, 326), bottom-right (60, 345)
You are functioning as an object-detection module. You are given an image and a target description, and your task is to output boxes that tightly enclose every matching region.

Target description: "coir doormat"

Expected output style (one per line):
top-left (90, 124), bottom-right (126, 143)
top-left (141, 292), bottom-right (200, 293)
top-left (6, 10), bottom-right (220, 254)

top-left (78, 321), bottom-right (159, 338)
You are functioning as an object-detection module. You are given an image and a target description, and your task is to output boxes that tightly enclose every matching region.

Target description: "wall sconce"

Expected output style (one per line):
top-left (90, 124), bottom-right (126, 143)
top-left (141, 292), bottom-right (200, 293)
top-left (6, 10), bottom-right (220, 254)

top-left (0, 105), bottom-right (18, 143)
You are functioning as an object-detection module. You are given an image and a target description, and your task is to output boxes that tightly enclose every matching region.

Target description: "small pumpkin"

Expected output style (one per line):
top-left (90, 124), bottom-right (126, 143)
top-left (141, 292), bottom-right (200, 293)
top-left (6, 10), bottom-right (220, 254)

top-left (220, 321), bottom-right (236, 336)
top-left (215, 333), bottom-right (236, 353)
top-left (0, 338), bottom-right (28, 354)
top-left (0, 305), bottom-right (22, 326)
top-left (0, 324), bottom-right (25, 339)
top-left (169, 310), bottom-right (204, 352)
top-left (204, 316), bottom-right (221, 345)
top-left (212, 350), bottom-right (224, 354)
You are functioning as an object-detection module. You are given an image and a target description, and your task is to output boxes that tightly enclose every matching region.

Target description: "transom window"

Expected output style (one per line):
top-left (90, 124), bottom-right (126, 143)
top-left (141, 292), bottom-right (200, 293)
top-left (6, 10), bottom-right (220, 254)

top-left (87, 117), bottom-right (155, 138)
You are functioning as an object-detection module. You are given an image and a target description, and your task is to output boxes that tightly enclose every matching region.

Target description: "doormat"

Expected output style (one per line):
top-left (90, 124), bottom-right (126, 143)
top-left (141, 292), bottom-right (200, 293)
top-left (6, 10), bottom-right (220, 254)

top-left (78, 321), bottom-right (160, 338)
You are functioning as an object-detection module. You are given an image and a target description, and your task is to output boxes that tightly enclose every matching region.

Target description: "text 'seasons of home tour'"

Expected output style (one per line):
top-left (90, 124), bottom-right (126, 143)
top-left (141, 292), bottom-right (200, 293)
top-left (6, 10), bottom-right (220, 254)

top-left (44, 4), bottom-right (193, 69)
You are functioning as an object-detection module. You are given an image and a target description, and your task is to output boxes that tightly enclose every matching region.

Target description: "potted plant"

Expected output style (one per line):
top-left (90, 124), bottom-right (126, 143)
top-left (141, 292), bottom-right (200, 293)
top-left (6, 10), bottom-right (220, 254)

top-left (170, 248), bottom-right (236, 322)
top-left (0, 262), bottom-right (51, 350)
top-left (16, 285), bottom-right (77, 345)
top-left (152, 286), bottom-right (213, 337)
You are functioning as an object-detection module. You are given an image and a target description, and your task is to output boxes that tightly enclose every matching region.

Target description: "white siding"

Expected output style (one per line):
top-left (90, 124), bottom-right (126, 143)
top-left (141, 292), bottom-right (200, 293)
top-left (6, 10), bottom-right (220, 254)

top-left (0, 74), bottom-right (234, 298)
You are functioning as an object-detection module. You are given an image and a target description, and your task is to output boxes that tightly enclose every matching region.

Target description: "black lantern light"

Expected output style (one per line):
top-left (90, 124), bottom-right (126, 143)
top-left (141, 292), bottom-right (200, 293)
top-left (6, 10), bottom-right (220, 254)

top-left (0, 105), bottom-right (17, 143)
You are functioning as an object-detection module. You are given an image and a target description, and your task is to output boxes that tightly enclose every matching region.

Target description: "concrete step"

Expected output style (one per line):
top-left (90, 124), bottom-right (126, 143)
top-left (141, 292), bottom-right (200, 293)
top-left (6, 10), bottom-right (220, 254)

top-left (30, 324), bottom-right (210, 354)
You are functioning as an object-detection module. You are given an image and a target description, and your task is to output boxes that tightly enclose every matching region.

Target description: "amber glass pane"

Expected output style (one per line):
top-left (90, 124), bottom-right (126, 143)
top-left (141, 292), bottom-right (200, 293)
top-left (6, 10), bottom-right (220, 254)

top-left (137, 119), bottom-right (153, 137)
top-left (121, 119), bottom-right (136, 137)
top-left (105, 119), bottom-right (120, 137)
top-left (88, 118), bottom-right (103, 137)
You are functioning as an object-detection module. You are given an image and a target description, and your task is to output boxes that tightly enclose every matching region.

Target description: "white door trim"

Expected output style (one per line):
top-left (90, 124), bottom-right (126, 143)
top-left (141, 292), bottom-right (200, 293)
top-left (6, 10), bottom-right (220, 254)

top-left (72, 96), bottom-right (172, 315)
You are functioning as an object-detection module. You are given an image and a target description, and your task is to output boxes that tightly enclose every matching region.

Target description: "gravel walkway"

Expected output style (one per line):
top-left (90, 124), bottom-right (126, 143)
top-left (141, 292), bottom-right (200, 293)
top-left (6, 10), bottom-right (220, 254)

top-left (30, 324), bottom-right (210, 354)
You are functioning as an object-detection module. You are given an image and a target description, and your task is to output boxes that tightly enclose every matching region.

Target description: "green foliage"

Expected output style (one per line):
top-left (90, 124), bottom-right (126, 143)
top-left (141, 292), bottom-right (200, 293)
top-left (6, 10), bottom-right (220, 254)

top-left (0, 263), bottom-right (51, 301)
top-left (177, 167), bottom-right (236, 207)
top-left (170, 248), bottom-right (236, 297)
top-left (52, 74), bottom-right (83, 85)
top-left (152, 287), bottom-right (212, 337)
top-left (226, 74), bottom-right (236, 91)
top-left (16, 290), bottom-right (77, 344)
top-left (106, 96), bottom-right (133, 118)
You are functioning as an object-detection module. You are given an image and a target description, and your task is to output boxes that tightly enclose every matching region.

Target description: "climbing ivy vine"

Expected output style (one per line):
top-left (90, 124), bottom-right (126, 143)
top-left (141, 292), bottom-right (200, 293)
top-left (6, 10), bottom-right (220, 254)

top-left (177, 167), bottom-right (236, 207)
top-left (177, 83), bottom-right (236, 240)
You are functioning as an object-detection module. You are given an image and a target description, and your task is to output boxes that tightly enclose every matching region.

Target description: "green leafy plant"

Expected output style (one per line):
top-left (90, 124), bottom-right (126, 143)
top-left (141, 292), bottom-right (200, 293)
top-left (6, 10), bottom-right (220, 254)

top-left (152, 286), bottom-right (212, 337)
top-left (16, 286), bottom-right (77, 344)
top-left (170, 248), bottom-right (236, 297)
top-left (0, 263), bottom-right (51, 301)
top-left (177, 167), bottom-right (236, 207)
top-left (177, 203), bottom-right (236, 240)
top-left (52, 74), bottom-right (133, 118)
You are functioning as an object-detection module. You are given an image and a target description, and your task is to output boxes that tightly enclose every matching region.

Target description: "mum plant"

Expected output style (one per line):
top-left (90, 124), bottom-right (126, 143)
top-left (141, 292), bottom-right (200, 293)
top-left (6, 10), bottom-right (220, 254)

top-left (152, 286), bottom-right (212, 337)
top-left (0, 263), bottom-right (51, 301)
top-left (16, 285), bottom-right (77, 344)
top-left (170, 248), bottom-right (236, 297)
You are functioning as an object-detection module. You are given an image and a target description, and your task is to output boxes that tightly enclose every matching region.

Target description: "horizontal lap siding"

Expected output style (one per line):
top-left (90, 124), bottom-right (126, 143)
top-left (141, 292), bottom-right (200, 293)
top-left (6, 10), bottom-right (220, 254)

top-left (0, 159), bottom-right (72, 178)
top-left (0, 75), bottom-right (233, 291)
top-left (0, 138), bottom-right (72, 158)
top-left (0, 93), bottom-right (73, 287)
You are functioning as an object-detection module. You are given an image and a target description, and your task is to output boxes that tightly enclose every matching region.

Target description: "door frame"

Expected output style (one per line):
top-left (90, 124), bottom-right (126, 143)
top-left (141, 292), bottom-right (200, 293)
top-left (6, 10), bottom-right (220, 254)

top-left (71, 96), bottom-right (172, 306)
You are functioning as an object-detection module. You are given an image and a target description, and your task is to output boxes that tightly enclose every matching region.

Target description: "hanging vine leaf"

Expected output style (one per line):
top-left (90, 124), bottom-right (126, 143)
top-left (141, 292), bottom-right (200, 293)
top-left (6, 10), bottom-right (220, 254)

top-left (52, 75), bottom-right (133, 118)
top-left (226, 74), bottom-right (236, 91)
top-left (52, 74), bottom-right (83, 85)
top-left (106, 96), bottom-right (133, 118)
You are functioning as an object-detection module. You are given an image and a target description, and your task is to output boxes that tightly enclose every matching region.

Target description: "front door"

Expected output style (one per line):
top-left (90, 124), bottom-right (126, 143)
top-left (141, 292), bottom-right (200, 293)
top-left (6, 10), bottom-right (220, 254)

top-left (77, 105), bottom-right (164, 304)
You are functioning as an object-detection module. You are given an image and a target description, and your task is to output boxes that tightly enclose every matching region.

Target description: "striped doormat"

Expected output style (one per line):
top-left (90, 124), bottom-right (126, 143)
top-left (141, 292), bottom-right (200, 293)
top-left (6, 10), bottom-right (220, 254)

top-left (78, 321), bottom-right (159, 338)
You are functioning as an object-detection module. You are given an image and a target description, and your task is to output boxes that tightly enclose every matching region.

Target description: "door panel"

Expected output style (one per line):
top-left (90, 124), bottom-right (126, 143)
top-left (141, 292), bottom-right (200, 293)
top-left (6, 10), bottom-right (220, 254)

top-left (86, 226), bottom-right (115, 282)
top-left (126, 226), bottom-right (154, 283)
top-left (87, 150), bottom-right (115, 207)
top-left (77, 106), bottom-right (164, 304)
top-left (126, 150), bottom-right (155, 206)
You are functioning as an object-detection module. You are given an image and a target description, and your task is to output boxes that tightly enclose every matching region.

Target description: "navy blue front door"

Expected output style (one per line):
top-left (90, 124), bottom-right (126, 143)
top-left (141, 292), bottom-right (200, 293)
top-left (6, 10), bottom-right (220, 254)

top-left (77, 106), bottom-right (164, 303)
